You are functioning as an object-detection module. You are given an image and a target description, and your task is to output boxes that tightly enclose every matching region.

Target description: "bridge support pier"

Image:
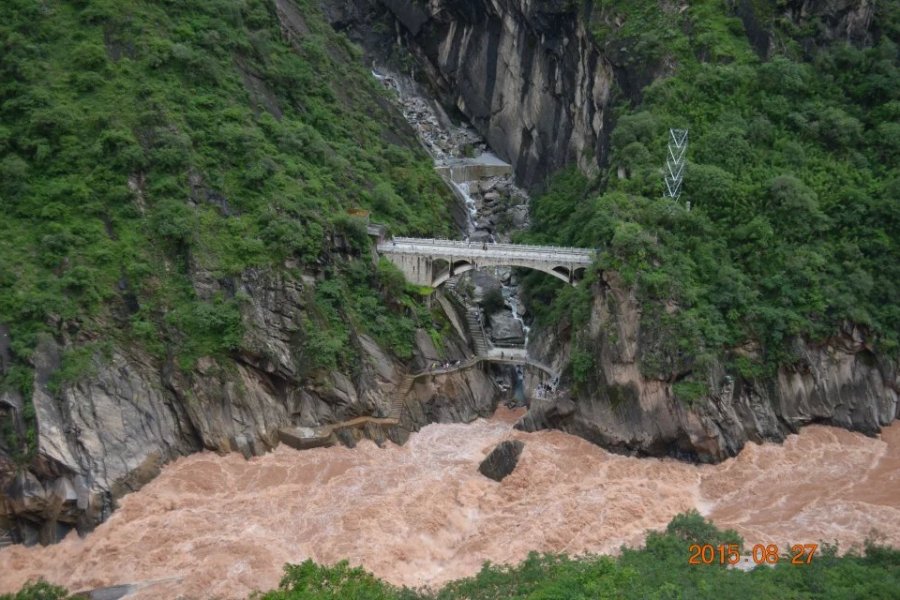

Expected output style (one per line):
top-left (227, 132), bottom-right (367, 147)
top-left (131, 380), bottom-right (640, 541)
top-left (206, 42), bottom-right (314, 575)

top-left (391, 254), bottom-right (434, 287)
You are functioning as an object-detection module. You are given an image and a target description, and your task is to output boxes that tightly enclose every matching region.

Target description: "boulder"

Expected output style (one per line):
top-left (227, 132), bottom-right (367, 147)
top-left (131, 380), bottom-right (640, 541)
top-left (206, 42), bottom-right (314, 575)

top-left (469, 270), bottom-right (503, 303)
top-left (510, 206), bottom-right (529, 228)
top-left (478, 440), bottom-right (525, 482)
top-left (489, 312), bottom-right (525, 344)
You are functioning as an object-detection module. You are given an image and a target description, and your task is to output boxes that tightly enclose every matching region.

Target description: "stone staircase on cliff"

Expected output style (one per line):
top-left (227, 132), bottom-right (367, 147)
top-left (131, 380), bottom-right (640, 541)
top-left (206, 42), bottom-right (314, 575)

top-left (388, 373), bottom-right (417, 421)
top-left (445, 276), bottom-right (492, 356)
top-left (465, 311), bottom-right (491, 356)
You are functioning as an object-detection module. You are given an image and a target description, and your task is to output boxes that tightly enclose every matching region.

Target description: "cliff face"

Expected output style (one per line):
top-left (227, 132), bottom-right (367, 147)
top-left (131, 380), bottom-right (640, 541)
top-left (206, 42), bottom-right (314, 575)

top-left (738, 0), bottom-right (879, 56)
top-left (2, 0), bottom-right (891, 547)
top-left (517, 273), bottom-right (900, 462)
top-left (375, 0), bottom-right (881, 187)
top-left (377, 0), bottom-right (613, 187)
top-left (369, 0), bottom-right (898, 460)
top-left (2, 264), bottom-right (497, 544)
top-left (0, 0), bottom-right (500, 545)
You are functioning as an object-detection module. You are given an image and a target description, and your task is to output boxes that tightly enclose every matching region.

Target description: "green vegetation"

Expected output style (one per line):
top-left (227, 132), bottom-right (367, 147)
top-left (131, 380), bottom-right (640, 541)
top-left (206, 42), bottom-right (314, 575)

top-left (9, 512), bottom-right (900, 599)
top-left (0, 0), bottom-right (453, 455)
top-left (673, 380), bottom-right (710, 405)
top-left (299, 259), bottom-right (433, 373)
top-left (1, 580), bottom-right (70, 600)
top-left (480, 288), bottom-right (506, 316)
top-left (521, 1), bottom-right (900, 378)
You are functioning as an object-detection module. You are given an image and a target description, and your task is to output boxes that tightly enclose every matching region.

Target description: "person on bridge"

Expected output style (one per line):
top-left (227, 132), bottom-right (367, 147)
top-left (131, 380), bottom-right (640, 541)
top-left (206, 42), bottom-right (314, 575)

top-left (482, 242), bottom-right (487, 251)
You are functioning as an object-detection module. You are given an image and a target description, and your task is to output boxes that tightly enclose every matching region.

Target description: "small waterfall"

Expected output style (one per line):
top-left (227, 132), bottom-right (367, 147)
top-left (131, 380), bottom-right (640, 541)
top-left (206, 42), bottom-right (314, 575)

top-left (514, 366), bottom-right (526, 403)
top-left (505, 291), bottom-right (531, 348)
top-left (449, 175), bottom-right (478, 230)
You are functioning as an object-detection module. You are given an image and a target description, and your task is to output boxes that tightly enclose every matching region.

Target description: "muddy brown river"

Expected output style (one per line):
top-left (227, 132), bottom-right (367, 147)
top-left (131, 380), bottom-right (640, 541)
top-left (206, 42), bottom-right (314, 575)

top-left (2, 409), bottom-right (899, 598)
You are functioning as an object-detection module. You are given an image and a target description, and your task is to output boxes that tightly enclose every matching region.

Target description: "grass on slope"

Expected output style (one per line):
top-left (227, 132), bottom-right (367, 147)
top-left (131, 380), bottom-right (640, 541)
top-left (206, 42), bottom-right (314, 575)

top-left (0, 0), bottom-right (452, 459)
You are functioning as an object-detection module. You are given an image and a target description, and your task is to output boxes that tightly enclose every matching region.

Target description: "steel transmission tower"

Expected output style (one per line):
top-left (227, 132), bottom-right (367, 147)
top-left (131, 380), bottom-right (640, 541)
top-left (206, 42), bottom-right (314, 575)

top-left (663, 128), bottom-right (688, 201)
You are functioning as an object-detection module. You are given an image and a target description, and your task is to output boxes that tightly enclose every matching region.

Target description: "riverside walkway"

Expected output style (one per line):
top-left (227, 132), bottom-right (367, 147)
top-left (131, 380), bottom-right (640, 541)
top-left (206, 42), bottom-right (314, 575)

top-left (277, 351), bottom-right (559, 449)
top-left (378, 237), bottom-right (595, 287)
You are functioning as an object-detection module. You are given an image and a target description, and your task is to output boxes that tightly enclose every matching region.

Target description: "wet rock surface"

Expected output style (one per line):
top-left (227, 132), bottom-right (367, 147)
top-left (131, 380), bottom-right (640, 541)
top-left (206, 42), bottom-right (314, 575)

top-left (371, 70), bottom-right (530, 244)
top-left (478, 440), bottom-right (525, 482)
top-left (2, 271), bottom-right (498, 544)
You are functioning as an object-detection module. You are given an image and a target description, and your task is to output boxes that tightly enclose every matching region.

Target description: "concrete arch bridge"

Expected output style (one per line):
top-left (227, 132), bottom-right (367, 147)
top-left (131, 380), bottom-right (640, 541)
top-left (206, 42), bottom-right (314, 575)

top-left (378, 237), bottom-right (595, 287)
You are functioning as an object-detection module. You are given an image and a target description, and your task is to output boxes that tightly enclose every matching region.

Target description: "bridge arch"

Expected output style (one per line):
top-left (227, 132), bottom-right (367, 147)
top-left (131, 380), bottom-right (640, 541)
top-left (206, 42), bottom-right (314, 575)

top-left (377, 238), bottom-right (595, 289)
top-left (432, 260), bottom-right (576, 287)
top-left (432, 259), bottom-right (586, 287)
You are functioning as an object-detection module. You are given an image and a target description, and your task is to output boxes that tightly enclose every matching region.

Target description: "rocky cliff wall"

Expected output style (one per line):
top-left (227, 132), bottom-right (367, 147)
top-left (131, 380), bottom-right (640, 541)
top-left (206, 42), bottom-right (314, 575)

top-left (517, 272), bottom-right (900, 462)
top-left (376, 0), bottom-right (613, 188)
top-left (0, 0), bottom-right (504, 547)
top-left (1, 263), bottom-right (497, 546)
top-left (371, 0), bottom-right (880, 187)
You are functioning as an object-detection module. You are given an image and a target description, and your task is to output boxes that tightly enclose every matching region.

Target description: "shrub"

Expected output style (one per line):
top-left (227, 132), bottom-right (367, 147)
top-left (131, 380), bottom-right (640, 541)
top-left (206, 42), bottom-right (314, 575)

top-left (0, 580), bottom-right (69, 600)
top-left (481, 288), bottom-right (505, 315)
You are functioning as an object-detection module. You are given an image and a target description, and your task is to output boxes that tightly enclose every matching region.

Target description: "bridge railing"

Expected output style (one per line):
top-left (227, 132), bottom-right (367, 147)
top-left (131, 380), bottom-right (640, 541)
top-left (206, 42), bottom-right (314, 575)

top-left (379, 243), bottom-right (595, 265)
top-left (385, 237), bottom-right (595, 256)
top-left (389, 238), bottom-right (593, 255)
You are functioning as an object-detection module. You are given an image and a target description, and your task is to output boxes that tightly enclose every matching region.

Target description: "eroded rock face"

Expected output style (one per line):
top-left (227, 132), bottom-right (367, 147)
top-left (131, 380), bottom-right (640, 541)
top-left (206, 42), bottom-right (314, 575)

top-left (469, 270), bottom-right (503, 304)
top-left (789, 0), bottom-right (877, 46)
top-left (518, 273), bottom-right (900, 463)
top-left (478, 440), bottom-right (524, 482)
top-left (378, 0), bottom-right (613, 187)
top-left (1, 265), bottom-right (499, 545)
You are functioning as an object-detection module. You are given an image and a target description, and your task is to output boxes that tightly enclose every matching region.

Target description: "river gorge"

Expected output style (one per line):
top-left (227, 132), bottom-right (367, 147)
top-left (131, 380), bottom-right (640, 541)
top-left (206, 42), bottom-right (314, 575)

top-left (2, 0), bottom-right (899, 597)
top-left (2, 410), bottom-right (898, 598)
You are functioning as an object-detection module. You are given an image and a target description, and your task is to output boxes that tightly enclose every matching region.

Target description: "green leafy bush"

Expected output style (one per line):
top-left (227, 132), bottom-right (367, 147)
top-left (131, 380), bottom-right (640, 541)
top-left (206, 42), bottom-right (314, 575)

top-left (523, 1), bottom-right (900, 373)
top-left (0, 580), bottom-right (69, 600)
top-left (0, 0), bottom-right (452, 400)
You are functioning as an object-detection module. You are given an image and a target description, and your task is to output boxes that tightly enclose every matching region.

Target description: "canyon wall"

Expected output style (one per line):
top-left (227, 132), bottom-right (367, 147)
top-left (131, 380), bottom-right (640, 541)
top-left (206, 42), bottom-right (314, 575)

top-left (2, 259), bottom-right (497, 545)
top-left (518, 272), bottom-right (900, 462)
top-left (2, 0), bottom-right (890, 546)
top-left (376, 0), bottom-right (614, 188)
top-left (0, 0), bottom-right (504, 546)
top-left (373, 0), bottom-right (881, 187)
top-left (366, 0), bottom-right (898, 460)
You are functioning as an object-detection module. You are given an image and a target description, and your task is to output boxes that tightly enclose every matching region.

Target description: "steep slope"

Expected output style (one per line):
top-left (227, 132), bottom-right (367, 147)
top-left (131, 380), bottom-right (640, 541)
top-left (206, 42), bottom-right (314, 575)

top-left (375, 0), bottom-right (613, 187)
top-left (0, 0), bottom-right (494, 544)
top-left (375, 0), bottom-right (900, 459)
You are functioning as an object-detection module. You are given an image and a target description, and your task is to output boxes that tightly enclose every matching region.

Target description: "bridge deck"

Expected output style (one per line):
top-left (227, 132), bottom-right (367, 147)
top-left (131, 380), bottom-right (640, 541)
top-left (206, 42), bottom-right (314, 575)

top-left (378, 237), bottom-right (594, 265)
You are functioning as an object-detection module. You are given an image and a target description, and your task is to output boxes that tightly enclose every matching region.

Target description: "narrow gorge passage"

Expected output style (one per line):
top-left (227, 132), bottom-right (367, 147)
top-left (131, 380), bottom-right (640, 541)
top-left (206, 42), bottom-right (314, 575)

top-left (2, 0), bottom-right (899, 597)
top-left (2, 411), bottom-right (898, 599)
top-left (370, 67), bottom-right (544, 391)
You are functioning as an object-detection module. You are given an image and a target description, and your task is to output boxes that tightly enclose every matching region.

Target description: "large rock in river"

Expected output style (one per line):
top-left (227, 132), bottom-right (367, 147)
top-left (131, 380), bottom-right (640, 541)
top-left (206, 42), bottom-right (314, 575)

top-left (478, 440), bottom-right (525, 482)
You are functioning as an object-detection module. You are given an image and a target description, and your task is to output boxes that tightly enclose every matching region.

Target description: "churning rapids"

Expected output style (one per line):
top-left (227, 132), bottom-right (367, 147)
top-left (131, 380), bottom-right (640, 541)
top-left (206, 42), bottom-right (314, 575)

top-left (2, 410), bottom-right (900, 598)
